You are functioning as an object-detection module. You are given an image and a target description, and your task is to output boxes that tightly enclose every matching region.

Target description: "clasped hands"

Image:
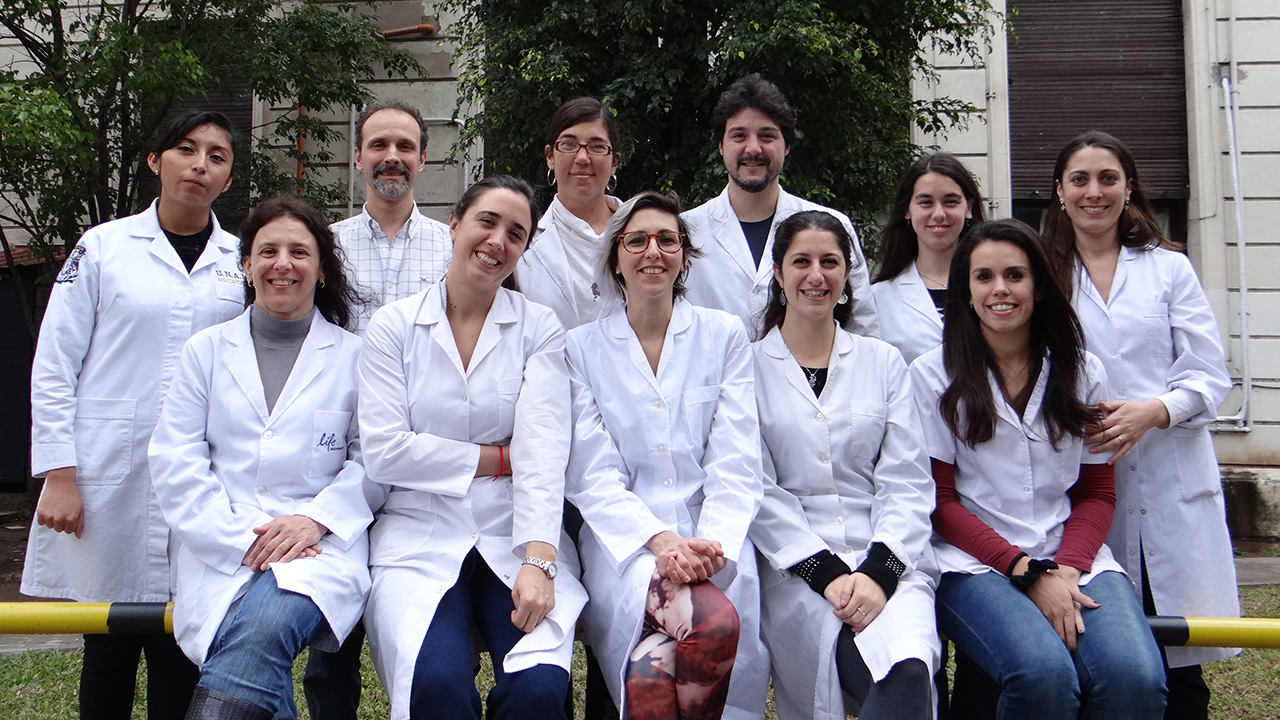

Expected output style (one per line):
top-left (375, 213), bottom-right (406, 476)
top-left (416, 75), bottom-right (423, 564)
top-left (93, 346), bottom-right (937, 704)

top-left (646, 530), bottom-right (726, 584)
top-left (822, 572), bottom-right (886, 633)
top-left (242, 515), bottom-right (327, 572)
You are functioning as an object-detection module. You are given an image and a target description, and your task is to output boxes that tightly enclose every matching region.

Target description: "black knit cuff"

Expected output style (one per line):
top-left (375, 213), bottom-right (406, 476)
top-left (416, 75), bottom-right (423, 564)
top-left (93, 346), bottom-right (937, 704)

top-left (790, 550), bottom-right (852, 596)
top-left (854, 542), bottom-right (907, 599)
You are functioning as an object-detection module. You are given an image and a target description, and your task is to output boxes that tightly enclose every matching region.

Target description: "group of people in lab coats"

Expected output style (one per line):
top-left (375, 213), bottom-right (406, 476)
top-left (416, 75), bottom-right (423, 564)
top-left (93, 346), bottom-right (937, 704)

top-left (24, 72), bottom-right (1239, 720)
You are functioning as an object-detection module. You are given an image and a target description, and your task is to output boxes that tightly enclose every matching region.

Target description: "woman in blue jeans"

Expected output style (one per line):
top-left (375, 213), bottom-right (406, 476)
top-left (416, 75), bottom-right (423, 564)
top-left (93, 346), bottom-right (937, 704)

top-left (908, 219), bottom-right (1166, 719)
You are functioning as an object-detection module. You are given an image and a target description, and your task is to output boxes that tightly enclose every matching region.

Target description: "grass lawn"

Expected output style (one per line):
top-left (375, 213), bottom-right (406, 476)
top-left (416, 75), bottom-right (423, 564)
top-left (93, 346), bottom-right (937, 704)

top-left (1, 586), bottom-right (1275, 719)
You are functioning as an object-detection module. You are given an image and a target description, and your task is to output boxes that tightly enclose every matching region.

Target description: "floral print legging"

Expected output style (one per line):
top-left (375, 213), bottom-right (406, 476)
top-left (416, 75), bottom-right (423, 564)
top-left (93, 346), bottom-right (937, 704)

top-left (622, 571), bottom-right (740, 720)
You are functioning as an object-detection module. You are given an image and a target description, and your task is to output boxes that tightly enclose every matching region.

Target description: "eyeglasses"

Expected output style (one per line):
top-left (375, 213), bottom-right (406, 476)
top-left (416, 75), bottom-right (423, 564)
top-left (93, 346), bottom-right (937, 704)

top-left (553, 140), bottom-right (613, 156)
top-left (618, 231), bottom-right (686, 254)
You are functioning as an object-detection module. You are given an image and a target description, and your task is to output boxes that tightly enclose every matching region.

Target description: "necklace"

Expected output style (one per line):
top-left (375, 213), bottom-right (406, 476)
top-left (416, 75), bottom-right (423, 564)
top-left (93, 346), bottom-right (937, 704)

top-left (918, 271), bottom-right (948, 289)
top-left (803, 366), bottom-right (822, 388)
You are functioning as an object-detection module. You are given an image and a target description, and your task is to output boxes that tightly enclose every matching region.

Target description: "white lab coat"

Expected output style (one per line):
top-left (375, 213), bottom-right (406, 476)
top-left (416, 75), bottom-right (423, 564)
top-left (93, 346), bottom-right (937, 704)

top-left (564, 300), bottom-right (768, 720)
top-left (148, 310), bottom-right (371, 664)
top-left (1071, 246), bottom-right (1239, 666)
top-left (872, 262), bottom-right (944, 365)
top-left (681, 185), bottom-right (878, 340)
top-left (515, 199), bottom-right (624, 330)
top-left (23, 202), bottom-right (245, 603)
top-left (357, 284), bottom-right (587, 720)
top-left (910, 347), bottom-right (1126, 584)
top-left (749, 327), bottom-right (940, 720)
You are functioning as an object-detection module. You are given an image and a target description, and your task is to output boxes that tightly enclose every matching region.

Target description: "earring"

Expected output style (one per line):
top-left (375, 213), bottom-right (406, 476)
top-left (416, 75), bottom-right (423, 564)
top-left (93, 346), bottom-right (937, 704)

top-left (546, 168), bottom-right (556, 187)
top-left (607, 174), bottom-right (618, 193)
top-left (246, 278), bottom-right (253, 287)
top-left (779, 293), bottom-right (787, 306)
top-left (319, 279), bottom-right (326, 288)
top-left (1123, 198), bottom-right (1130, 212)
top-left (1059, 200), bottom-right (1066, 211)
top-left (837, 293), bottom-right (849, 305)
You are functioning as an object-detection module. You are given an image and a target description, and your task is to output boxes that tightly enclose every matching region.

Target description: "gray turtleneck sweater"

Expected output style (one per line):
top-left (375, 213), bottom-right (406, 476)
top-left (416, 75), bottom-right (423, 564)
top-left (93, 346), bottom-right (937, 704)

top-left (250, 305), bottom-right (315, 412)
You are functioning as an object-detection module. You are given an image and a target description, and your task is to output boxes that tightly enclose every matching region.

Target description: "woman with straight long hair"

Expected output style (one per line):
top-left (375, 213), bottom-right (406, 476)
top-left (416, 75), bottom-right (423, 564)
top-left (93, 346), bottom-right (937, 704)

top-left (516, 97), bottom-right (626, 329)
top-left (565, 191), bottom-right (769, 720)
top-left (872, 153), bottom-right (985, 364)
top-left (25, 108), bottom-right (244, 719)
top-left (750, 210), bottom-right (939, 720)
top-left (911, 219), bottom-right (1166, 719)
top-left (359, 175), bottom-right (588, 720)
top-left (150, 195), bottom-right (370, 719)
top-left (1042, 131), bottom-right (1239, 719)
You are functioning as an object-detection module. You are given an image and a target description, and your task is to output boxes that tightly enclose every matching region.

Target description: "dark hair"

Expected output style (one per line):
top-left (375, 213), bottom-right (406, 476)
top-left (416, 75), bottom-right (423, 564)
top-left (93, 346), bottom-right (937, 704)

top-left (544, 97), bottom-right (622, 166)
top-left (451, 175), bottom-right (542, 292)
top-left (712, 74), bottom-right (802, 148)
top-left (240, 195), bottom-right (356, 330)
top-left (1042, 130), bottom-right (1178, 295)
top-left (761, 211), bottom-right (861, 335)
top-left (152, 109), bottom-right (235, 161)
top-left (354, 100), bottom-right (428, 153)
top-left (939, 219), bottom-right (1098, 449)
top-left (604, 191), bottom-right (704, 300)
top-left (873, 153), bottom-right (985, 284)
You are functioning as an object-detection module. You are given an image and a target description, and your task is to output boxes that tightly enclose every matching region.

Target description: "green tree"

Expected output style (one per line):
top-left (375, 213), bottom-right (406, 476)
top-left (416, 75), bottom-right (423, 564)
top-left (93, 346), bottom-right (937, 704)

top-left (0, 0), bottom-right (422, 262)
top-left (443, 0), bottom-right (993, 238)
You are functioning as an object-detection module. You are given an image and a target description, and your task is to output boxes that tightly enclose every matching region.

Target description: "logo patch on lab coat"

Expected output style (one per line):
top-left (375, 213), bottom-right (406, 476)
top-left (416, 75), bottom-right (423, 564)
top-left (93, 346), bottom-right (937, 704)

top-left (215, 269), bottom-right (245, 285)
top-left (56, 245), bottom-right (87, 284)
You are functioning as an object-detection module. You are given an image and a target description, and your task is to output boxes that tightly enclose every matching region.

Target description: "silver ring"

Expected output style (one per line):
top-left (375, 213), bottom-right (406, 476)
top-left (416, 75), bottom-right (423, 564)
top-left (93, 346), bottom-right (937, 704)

top-left (856, 608), bottom-right (867, 616)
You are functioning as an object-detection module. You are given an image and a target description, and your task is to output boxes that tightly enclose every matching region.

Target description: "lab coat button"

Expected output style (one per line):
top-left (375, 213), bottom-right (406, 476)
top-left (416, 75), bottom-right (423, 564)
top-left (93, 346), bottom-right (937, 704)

top-left (1129, 465), bottom-right (1136, 472)
top-left (1110, 350), bottom-right (1117, 356)
top-left (653, 400), bottom-right (665, 409)
top-left (844, 547), bottom-right (853, 554)
top-left (815, 412), bottom-right (825, 421)
top-left (1023, 485), bottom-right (1031, 493)
top-left (262, 430), bottom-right (273, 439)
top-left (826, 488), bottom-right (836, 495)
top-left (257, 486), bottom-right (267, 495)
top-left (753, 287), bottom-right (763, 295)
top-left (818, 453), bottom-right (829, 463)
top-left (462, 395), bottom-right (468, 402)
top-left (1141, 509), bottom-right (1147, 515)
top-left (657, 445), bottom-right (668, 455)
top-left (664, 478), bottom-right (673, 487)
top-left (834, 516), bottom-right (844, 525)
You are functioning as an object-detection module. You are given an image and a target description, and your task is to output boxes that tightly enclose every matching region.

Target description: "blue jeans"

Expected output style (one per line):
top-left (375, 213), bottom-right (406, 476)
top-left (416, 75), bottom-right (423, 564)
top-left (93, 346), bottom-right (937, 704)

top-left (200, 570), bottom-right (328, 719)
top-left (410, 548), bottom-right (569, 720)
top-left (937, 570), bottom-right (1166, 720)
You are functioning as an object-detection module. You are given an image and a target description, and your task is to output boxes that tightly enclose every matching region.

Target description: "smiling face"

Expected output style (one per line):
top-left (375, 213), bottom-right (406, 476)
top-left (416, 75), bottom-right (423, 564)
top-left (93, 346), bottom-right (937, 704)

top-left (147, 123), bottom-right (234, 213)
top-left (1056, 145), bottom-right (1131, 243)
top-left (968, 239), bottom-right (1037, 345)
top-left (908, 171), bottom-right (972, 257)
top-left (614, 208), bottom-right (684, 300)
top-left (773, 228), bottom-right (847, 324)
top-left (448, 188), bottom-right (533, 291)
top-left (545, 118), bottom-right (617, 204)
top-left (719, 107), bottom-right (788, 194)
top-left (355, 109), bottom-right (426, 200)
top-left (243, 216), bottom-right (323, 321)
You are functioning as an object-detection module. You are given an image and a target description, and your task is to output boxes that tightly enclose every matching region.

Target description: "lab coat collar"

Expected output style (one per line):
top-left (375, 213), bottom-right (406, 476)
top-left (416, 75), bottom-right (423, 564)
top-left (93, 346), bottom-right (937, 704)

top-left (220, 308), bottom-right (338, 424)
top-left (138, 199), bottom-right (235, 277)
top-left (899, 262), bottom-right (945, 329)
top-left (706, 186), bottom-right (764, 280)
top-left (760, 323), bottom-right (849, 409)
top-left (987, 351), bottom-right (1052, 435)
top-left (1074, 245), bottom-right (1138, 313)
top-left (415, 282), bottom-right (518, 378)
top-left (519, 204), bottom-right (575, 312)
top-left (603, 296), bottom-right (694, 340)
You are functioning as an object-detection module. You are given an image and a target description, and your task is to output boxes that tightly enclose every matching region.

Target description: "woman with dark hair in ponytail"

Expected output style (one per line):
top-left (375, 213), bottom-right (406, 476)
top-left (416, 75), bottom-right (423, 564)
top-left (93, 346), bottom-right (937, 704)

top-left (750, 210), bottom-right (939, 720)
top-left (1043, 131), bottom-right (1239, 718)
top-left (911, 219), bottom-right (1167, 719)
top-left (358, 175), bottom-right (588, 720)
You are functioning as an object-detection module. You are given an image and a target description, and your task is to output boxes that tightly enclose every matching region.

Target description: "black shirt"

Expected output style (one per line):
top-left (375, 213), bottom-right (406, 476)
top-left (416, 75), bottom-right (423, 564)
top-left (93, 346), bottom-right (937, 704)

top-left (740, 215), bottom-right (774, 268)
top-left (928, 287), bottom-right (947, 318)
top-left (163, 220), bottom-right (214, 273)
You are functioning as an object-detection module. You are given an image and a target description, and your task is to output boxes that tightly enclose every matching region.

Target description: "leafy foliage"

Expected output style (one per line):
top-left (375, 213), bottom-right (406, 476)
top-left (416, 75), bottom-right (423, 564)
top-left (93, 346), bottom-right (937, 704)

top-left (442, 0), bottom-right (994, 235)
top-left (0, 0), bottom-right (422, 260)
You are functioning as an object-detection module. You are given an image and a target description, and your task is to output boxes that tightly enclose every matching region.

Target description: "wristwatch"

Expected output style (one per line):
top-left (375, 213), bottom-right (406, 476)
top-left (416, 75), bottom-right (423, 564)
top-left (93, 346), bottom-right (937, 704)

top-left (522, 556), bottom-right (558, 580)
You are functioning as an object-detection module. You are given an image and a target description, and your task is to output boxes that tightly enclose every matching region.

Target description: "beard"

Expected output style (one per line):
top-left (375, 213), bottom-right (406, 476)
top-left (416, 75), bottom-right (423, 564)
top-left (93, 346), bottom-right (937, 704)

top-left (728, 155), bottom-right (780, 194)
top-left (370, 162), bottom-right (412, 198)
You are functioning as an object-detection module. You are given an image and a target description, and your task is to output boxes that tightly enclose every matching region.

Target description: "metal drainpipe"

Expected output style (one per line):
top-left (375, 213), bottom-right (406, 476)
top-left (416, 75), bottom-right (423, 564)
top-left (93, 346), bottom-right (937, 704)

top-left (1215, 0), bottom-right (1252, 431)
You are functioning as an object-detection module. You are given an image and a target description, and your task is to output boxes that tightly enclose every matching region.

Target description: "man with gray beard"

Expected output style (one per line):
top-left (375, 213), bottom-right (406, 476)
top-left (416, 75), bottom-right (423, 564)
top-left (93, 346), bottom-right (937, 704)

top-left (330, 100), bottom-right (453, 336)
top-left (303, 99), bottom-right (452, 720)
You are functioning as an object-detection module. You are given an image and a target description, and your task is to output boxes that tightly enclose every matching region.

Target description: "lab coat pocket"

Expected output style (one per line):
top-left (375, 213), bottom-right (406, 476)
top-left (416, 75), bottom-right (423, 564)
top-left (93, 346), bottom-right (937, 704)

top-left (73, 398), bottom-right (136, 485)
top-left (496, 378), bottom-right (522, 435)
top-left (308, 411), bottom-right (352, 479)
top-left (214, 279), bottom-right (247, 321)
top-left (848, 401), bottom-right (889, 461)
top-left (369, 490), bottom-right (436, 563)
top-left (1143, 303), bottom-right (1173, 360)
top-left (1168, 426), bottom-right (1222, 501)
top-left (683, 385), bottom-right (720, 443)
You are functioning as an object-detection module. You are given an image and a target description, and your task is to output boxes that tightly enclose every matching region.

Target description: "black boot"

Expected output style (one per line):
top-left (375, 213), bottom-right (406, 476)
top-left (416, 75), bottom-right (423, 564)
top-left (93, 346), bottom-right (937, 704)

top-left (185, 687), bottom-right (273, 720)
